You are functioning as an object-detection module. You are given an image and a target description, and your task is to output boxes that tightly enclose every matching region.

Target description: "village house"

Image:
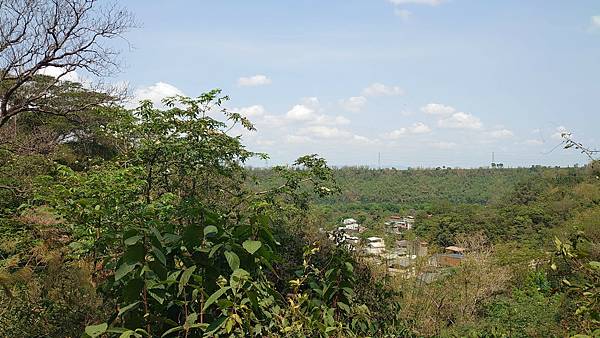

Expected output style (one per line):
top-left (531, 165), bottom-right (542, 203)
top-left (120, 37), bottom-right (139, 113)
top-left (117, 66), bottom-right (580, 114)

top-left (428, 245), bottom-right (466, 267)
top-left (365, 237), bottom-right (385, 255)
top-left (396, 239), bottom-right (428, 257)
top-left (385, 215), bottom-right (415, 233)
top-left (338, 218), bottom-right (365, 233)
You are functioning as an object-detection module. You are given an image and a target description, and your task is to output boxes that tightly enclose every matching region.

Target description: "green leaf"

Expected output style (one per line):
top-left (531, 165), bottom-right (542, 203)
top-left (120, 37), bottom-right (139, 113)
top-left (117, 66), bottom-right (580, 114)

top-left (224, 251), bottom-right (240, 271)
top-left (344, 262), bottom-right (354, 273)
top-left (152, 246), bottom-right (166, 266)
top-left (588, 261), bottom-right (600, 270)
top-left (178, 265), bottom-right (197, 296)
top-left (117, 330), bottom-right (139, 338)
top-left (115, 262), bottom-right (136, 281)
top-left (337, 301), bottom-right (350, 313)
top-left (124, 235), bottom-right (143, 246)
top-left (204, 225), bottom-right (218, 236)
top-left (85, 323), bottom-right (108, 338)
top-left (160, 326), bottom-right (183, 338)
top-left (118, 301), bottom-right (140, 317)
top-left (242, 240), bottom-right (262, 254)
top-left (202, 287), bottom-right (231, 311)
top-left (209, 243), bottom-right (223, 258)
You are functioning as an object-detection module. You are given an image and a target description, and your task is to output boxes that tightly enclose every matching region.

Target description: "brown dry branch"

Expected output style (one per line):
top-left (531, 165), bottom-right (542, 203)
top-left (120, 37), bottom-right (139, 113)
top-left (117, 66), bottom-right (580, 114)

top-left (0, 0), bottom-right (134, 127)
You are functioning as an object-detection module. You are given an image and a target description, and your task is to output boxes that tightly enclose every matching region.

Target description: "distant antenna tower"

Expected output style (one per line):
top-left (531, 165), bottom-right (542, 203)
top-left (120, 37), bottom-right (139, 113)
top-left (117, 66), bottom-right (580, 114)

top-left (378, 152), bottom-right (381, 169)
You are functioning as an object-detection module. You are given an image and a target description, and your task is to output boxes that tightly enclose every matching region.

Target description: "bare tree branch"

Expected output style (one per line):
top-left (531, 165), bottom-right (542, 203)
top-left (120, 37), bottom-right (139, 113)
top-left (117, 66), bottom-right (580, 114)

top-left (0, 0), bottom-right (134, 127)
top-left (561, 132), bottom-right (599, 161)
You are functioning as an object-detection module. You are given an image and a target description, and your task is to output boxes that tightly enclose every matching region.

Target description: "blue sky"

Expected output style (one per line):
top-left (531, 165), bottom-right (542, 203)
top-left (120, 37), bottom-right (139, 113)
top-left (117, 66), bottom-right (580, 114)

top-left (116, 0), bottom-right (600, 168)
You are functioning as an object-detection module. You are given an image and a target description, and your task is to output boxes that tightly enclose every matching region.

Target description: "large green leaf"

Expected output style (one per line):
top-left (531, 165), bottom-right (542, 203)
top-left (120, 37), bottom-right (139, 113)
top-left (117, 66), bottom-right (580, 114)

top-left (152, 246), bottom-right (166, 266)
top-left (242, 240), bottom-right (262, 255)
top-left (160, 326), bottom-right (183, 338)
top-left (202, 286), bottom-right (230, 311)
top-left (204, 225), bottom-right (218, 237)
top-left (84, 323), bottom-right (108, 338)
top-left (118, 301), bottom-right (140, 317)
top-left (115, 262), bottom-right (136, 281)
top-left (224, 251), bottom-right (240, 271)
top-left (124, 235), bottom-right (143, 246)
top-left (178, 265), bottom-right (197, 296)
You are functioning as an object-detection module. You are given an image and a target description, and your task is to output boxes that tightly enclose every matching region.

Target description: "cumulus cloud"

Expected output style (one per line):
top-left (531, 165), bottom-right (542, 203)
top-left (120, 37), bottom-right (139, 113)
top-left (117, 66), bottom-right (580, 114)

top-left (592, 16), bottom-right (600, 28)
top-left (352, 135), bottom-right (374, 144)
top-left (384, 122), bottom-right (431, 139)
top-left (489, 129), bottom-right (514, 139)
top-left (340, 96), bottom-right (367, 112)
top-left (384, 128), bottom-right (408, 139)
top-left (299, 126), bottom-right (351, 139)
top-left (38, 66), bottom-right (81, 82)
top-left (362, 83), bottom-right (404, 97)
top-left (237, 74), bottom-right (272, 87)
top-left (388, 0), bottom-right (445, 5)
top-left (438, 111), bottom-right (483, 130)
top-left (421, 103), bottom-right (455, 116)
top-left (130, 82), bottom-right (185, 108)
top-left (232, 105), bottom-right (266, 118)
top-left (286, 104), bottom-right (316, 121)
top-left (285, 97), bottom-right (350, 125)
top-left (295, 126), bottom-right (374, 145)
top-left (410, 122), bottom-right (432, 134)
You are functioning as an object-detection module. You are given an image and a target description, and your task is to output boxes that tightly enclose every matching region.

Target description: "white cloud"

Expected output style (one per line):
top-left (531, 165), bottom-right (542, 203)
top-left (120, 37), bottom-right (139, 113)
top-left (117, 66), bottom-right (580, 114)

top-left (410, 122), bottom-right (432, 134)
top-left (489, 129), bottom-right (514, 139)
top-left (299, 126), bottom-right (351, 139)
top-left (421, 103), bottom-right (456, 116)
top-left (340, 96), bottom-right (367, 112)
top-left (38, 66), bottom-right (81, 82)
top-left (591, 16), bottom-right (600, 28)
top-left (388, 0), bottom-right (445, 5)
top-left (362, 83), bottom-right (404, 97)
top-left (285, 97), bottom-right (349, 126)
top-left (131, 82), bottom-right (185, 108)
top-left (438, 112), bottom-right (483, 130)
top-left (237, 74), bottom-right (272, 87)
top-left (384, 128), bottom-right (408, 139)
top-left (394, 8), bottom-right (412, 21)
top-left (431, 141), bottom-right (457, 150)
top-left (384, 122), bottom-right (431, 139)
top-left (286, 104), bottom-right (316, 121)
top-left (352, 135), bottom-right (374, 144)
top-left (232, 105), bottom-right (266, 118)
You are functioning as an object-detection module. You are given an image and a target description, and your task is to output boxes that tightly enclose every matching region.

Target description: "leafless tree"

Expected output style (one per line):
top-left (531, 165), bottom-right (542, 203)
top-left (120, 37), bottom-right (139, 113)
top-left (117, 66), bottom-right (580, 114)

top-left (0, 0), bottom-right (134, 127)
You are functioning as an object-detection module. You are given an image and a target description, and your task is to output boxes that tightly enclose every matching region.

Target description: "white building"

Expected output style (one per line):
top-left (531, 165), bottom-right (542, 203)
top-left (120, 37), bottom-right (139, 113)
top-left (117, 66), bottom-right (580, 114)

top-left (365, 237), bottom-right (386, 255)
top-left (342, 218), bottom-right (357, 226)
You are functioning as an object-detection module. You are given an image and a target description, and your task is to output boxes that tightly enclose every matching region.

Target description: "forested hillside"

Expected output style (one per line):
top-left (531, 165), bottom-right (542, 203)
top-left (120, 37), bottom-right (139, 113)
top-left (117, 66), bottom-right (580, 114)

top-left (252, 166), bottom-right (541, 207)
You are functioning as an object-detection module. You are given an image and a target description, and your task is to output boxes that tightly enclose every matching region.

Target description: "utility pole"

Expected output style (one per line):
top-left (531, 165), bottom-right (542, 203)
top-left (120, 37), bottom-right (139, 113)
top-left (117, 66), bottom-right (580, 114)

top-left (378, 152), bottom-right (381, 169)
